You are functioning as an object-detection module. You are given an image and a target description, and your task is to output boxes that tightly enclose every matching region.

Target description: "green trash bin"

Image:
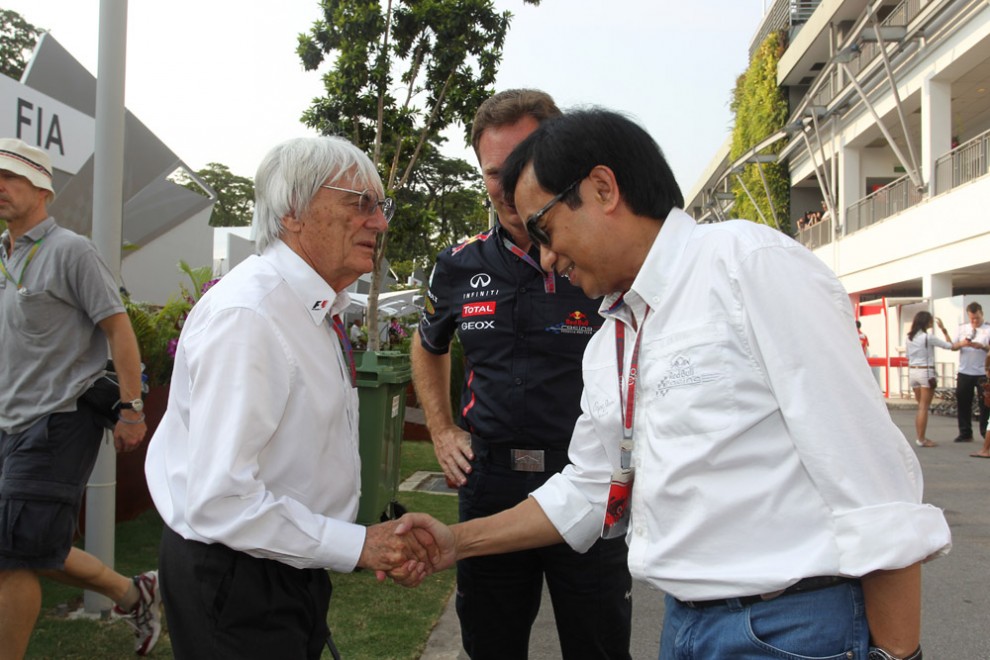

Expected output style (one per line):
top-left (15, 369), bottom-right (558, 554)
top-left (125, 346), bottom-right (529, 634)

top-left (354, 350), bottom-right (412, 525)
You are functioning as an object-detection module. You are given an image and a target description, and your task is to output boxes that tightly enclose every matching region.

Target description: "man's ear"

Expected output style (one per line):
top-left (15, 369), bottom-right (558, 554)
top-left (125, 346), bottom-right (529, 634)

top-left (282, 210), bottom-right (302, 234)
top-left (587, 165), bottom-right (620, 213)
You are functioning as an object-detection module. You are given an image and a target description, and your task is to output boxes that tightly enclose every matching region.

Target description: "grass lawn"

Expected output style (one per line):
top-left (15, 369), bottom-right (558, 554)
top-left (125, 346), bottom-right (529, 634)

top-left (26, 440), bottom-right (457, 659)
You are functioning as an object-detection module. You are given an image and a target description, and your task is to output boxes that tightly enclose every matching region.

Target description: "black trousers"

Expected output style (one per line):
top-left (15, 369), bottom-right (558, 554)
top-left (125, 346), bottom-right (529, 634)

top-left (159, 526), bottom-right (332, 660)
top-left (956, 372), bottom-right (989, 438)
top-left (456, 455), bottom-right (632, 660)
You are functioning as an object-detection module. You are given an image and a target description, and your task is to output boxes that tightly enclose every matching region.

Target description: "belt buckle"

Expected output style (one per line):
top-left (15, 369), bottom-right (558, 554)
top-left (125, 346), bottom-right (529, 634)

top-left (510, 449), bottom-right (545, 472)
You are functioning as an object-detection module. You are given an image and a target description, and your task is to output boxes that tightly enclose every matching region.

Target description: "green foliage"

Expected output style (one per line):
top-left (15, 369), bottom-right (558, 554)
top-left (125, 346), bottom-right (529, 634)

top-left (175, 162), bottom-right (255, 227)
top-left (387, 144), bottom-right (488, 274)
top-left (730, 31), bottom-right (791, 232)
top-left (297, 0), bottom-right (537, 348)
top-left (0, 9), bottom-right (43, 80)
top-left (125, 261), bottom-right (215, 386)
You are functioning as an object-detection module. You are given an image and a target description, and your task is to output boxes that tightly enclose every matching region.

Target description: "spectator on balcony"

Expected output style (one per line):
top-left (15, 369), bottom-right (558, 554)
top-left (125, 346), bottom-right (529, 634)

top-left (906, 311), bottom-right (955, 447)
top-left (819, 200), bottom-right (831, 223)
top-left (953, 302), bottom-right (990, 442)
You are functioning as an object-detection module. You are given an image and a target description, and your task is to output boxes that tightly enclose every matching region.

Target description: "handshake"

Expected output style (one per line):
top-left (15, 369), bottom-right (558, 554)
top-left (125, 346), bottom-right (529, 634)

top-left (356, 513), bottom-right (458, 587)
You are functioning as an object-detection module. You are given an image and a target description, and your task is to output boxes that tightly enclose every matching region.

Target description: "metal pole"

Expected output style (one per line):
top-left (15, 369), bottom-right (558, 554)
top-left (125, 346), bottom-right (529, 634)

top-left (85, 0), bottom-right (128, 616)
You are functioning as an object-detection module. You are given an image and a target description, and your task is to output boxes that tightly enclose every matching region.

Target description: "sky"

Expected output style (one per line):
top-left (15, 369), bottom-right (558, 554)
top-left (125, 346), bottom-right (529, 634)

top-left (5, 0), bottom-right (765, 195)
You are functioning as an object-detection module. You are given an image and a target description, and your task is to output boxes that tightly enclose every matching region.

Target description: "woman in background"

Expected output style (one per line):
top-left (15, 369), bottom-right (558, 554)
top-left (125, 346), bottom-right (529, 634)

top-left (906, 311), bottom-right (955, 446)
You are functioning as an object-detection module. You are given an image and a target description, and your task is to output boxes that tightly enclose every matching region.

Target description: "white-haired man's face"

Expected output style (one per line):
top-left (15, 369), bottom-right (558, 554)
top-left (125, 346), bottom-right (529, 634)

top-left (281, 173), bottom-right (389, 291)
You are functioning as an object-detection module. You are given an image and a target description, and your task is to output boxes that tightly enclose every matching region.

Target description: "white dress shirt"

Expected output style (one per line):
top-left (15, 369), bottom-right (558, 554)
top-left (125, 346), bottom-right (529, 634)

top-left (955, 321), bottom-right (990, 375)
top-left (906, 331), bottom-right (952, 367)
top-left (145, 240), bottom-right (365, 572)
top-left (531, 209), bottom-right (951, 601)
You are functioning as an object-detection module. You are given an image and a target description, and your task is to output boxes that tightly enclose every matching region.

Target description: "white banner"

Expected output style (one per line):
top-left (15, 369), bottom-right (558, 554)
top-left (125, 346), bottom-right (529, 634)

top-left (0, 75), bottom-right (95, 175)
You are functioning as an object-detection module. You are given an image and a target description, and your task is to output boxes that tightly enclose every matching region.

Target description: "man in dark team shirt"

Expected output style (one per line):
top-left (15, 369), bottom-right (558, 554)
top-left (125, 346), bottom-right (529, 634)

top-left (411, 90), bottom-right (632, 659)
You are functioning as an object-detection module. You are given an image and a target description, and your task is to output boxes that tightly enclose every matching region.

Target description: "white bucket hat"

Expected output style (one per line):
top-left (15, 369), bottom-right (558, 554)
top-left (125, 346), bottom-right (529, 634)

top-left (0, 138), bottom-right (56, 202)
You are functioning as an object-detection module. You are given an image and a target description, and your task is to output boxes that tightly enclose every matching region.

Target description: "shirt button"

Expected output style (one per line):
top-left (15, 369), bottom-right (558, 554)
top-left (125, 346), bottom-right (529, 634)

top-left (634, 526), bottom-right (645, 537)
top-left (514, 377), bottom-right (523, 385)
top-left (520, 287), bottom-right (528, 293)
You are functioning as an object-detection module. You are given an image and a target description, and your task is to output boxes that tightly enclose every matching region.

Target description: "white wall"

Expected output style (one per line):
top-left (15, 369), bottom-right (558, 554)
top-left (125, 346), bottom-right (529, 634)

top-left (121, 206), bottom-right (213, 304)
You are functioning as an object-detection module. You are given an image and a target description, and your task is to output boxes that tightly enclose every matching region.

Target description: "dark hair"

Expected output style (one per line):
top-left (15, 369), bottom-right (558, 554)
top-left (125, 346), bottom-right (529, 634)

top-left (908, 311), bottom-right (933, 341)
top-left (470, 89), bottom-right (561, 156)
top-left (966, 302), bottom-right (983, 314)
top-left (500, 108), bottom-right (684, 222)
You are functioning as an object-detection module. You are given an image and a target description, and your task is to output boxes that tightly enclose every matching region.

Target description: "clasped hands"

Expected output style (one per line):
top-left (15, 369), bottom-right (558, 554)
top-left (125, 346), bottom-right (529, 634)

top-left (357, 513), bottom-right (457, 587)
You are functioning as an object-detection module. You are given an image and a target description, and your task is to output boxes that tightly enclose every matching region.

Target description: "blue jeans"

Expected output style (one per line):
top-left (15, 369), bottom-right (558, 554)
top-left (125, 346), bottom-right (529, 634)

top-left (660, 581), bottom-right (868, 659)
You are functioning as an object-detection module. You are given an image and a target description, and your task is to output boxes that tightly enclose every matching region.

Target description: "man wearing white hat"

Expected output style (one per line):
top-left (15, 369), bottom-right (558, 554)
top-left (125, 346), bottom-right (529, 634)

top-left (0, 138), bottom-right (162, 657)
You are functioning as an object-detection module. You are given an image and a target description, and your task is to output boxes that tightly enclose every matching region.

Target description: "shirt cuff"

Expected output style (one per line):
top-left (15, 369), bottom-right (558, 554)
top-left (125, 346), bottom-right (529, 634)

top-left (530, 472), bottom-right (604, 554)
top-left (317, 519), bottom-right (368, 573)
top-left (833, 502), bottom-right (952, 574)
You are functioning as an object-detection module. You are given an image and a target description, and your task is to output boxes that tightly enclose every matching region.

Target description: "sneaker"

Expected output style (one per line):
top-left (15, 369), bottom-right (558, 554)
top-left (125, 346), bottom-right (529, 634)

top-left (113, 570), bottom-right (162, 656)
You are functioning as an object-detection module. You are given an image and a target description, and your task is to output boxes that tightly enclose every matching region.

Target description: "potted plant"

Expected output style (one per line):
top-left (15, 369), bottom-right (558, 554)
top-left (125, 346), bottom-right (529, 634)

top-left (112, 261), bottom-right (217, 521)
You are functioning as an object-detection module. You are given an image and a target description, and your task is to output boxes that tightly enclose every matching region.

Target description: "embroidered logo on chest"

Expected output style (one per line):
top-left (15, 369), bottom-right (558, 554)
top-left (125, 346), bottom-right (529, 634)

top-left (654, 354), bottom-right (719, 397)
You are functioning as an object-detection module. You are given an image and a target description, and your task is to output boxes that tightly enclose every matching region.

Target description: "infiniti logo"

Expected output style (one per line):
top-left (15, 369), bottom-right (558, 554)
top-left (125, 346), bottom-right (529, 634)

top-left (470, 273), bottom-right (492, 288)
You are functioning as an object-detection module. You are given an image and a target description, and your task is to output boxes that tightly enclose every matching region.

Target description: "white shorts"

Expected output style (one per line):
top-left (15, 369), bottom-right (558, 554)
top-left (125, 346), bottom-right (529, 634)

top-left (909, 367), bottom-right (936, 389)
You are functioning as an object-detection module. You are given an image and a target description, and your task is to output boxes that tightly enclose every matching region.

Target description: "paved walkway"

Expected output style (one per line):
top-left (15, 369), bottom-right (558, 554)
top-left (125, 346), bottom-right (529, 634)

top-left (419, 400), bottom-right (990, 659)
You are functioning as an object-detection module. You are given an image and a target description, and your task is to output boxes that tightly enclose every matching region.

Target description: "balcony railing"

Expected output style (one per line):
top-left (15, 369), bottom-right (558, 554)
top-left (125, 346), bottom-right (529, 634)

top-left (795, 216), bottom-right (833, 249)
top-left (809, 0), bottom-right (930, 109)
top-left (751, 0), bottom-right (822, 59)
top-left (934, 128), bottom-right (990, 195)
top-left (845, 175), bottom-right (924, 234)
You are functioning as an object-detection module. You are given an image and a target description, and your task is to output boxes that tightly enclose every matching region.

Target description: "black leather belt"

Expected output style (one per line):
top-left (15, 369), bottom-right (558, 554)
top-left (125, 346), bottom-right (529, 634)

top-left (471, 438), bottom-right (570, 474)
top-left (678, 576), bottom-right (857, 609)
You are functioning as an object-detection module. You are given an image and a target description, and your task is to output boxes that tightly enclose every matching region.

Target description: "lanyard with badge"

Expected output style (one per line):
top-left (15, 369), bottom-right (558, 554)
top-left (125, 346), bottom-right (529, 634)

top-left (601, 305), bottom-right (650, 539)
top-left (0, 236), bottom-right (45, 294)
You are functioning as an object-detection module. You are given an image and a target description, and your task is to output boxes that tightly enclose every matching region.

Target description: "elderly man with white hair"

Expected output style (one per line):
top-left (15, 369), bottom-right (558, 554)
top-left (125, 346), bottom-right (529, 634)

top-left (145, 136), bottom-right (435, 659)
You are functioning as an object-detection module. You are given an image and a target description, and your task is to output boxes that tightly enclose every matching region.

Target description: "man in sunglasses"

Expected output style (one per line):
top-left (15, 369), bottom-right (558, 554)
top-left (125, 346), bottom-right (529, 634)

top-left (145, 137), bottom-right (435, 659)
top-left (411, 91), bottom-right (632, 659)
top-left (398, 109), bottom-right (950, 660)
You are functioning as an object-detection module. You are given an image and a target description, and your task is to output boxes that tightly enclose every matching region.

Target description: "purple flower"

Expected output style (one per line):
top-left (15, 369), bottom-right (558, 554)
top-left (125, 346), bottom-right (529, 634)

top-left (201, 278), bottom-right (220, 296)
top-left (166, 337), bottom-right (180, 358)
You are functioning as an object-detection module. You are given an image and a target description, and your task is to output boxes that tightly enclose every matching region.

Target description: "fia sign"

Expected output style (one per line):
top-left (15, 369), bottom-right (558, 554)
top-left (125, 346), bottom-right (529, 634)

top-left (0, 75), bottom-right (95, 175)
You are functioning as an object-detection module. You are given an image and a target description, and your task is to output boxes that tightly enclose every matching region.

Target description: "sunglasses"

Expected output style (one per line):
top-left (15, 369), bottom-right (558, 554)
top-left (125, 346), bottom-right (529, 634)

top-left (524, 178), bottom-right (582, 248)
top-left (321, 185), bottom-right (395, 223)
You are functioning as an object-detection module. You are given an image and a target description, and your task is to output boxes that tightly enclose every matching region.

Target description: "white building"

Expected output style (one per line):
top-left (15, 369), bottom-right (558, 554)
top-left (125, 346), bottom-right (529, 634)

top-left (686, 0), bottom-right (990, 396)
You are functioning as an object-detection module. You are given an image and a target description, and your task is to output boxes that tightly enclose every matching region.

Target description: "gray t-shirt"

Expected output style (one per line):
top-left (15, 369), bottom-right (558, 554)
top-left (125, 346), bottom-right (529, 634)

top-left (0, 217), bottom-right (125, 433)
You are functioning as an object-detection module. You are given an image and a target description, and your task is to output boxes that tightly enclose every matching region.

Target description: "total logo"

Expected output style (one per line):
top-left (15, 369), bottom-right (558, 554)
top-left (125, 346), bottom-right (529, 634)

top-left (462, 301), bottom-right (496, 317)
top-left (461, 319), bottom-right (495, 331)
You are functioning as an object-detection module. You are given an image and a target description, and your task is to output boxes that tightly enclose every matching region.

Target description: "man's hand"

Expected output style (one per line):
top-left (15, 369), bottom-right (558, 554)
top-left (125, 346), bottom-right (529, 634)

top-left (393, 513), bottom-right (457, 572)
top-left (358, 519), bottom-right (443, 587)
top-left (113, 415), bottom-right (147, 452)
top-left (432, 426), bottom-right (474, 487)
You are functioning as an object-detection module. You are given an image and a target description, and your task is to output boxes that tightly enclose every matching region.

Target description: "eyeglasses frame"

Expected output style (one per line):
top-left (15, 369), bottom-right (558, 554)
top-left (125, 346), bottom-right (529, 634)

top-left (321, 184), bottom-right (395, 223)
top-left (525, 177), bottom-right (583, 248)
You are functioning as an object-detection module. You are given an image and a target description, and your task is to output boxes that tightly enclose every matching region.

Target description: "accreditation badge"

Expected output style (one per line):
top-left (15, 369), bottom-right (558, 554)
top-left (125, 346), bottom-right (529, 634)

top-left (601, 467), bottom-right (633, 540)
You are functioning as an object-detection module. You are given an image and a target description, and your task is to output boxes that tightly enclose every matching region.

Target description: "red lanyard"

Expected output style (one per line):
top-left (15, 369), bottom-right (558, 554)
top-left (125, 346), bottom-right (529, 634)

top-left (503, 236), bottom-right (556, 293)
top-left (615, 307), bottom-right (650, 445)
top-left (331, 314), bottom-right (357, 388)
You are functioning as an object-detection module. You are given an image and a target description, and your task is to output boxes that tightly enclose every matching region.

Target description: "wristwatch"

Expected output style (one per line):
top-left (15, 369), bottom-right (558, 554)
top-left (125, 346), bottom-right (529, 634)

top-left (118, 398), bottom-right (145, 413)
top-left (868, 646), bottom-right (922, 660)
